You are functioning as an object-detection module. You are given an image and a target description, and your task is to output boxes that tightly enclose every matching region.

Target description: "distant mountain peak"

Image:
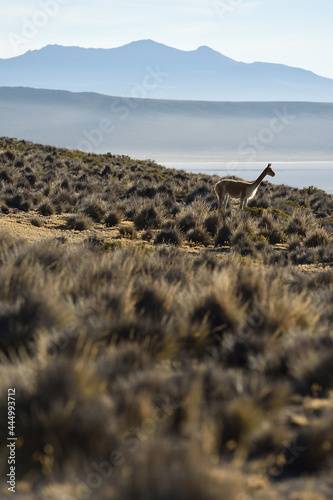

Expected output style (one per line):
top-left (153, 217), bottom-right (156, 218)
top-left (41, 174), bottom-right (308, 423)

top-left (1, 40), bottom-right (333, 102)
top-left (130, 39), bottom-right (160, 45)
top-left (196, 45), bottom-right (211, 51)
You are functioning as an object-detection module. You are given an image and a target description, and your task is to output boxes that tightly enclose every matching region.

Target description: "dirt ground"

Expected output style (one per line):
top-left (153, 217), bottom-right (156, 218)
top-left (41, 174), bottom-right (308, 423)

top-left (1, 211), bottom-right (329, 276)
top-left (0, 211), bottom-right (120, 244)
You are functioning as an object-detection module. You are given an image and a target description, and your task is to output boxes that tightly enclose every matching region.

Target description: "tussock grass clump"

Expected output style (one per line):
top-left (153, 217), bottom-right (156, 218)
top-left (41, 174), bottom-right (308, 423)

top-left (287, 235), bottom-right (301, 251)
top-left (30, 216), bottom-right (44, 227)
top-left (141, 229), bottom-right (153, 241)
top-left (286, 211), bottom-right (309, 237)
top-left (26, 173), bottom-right (37, 186)
top-left (0, 201), bottom-right (9, 214)
top-left (304, 228), bottom-right (331, 248)
top-left (231, 230), bottom-right (254, 255)
top-left (261, 227), bottom-right (286, 245)
top-left (82, 200), bottom-right (106, 222)
top-left (204, 213), bottom-right (221, 236)
top-left (258, 211), bottom-right (275, 230)
top-left (215, 222), bottom-right (232, 246)
top-left (117, 440), bottom-right (234, 500)
top-left (134, 283), bottom-right (169, 319)
top-left (282, 421), bottom-right (333, 474)
top-left (0, 169), bottom-right (12, 183)
top-left (134, 204), bottom-right (162, 230)
top-left (118, 225), bottom-right (137, 239)
top-left (66, 214), bottom-right (93, 230)
top-left (155, 229), bottom-right (181, 245)
top-left (191, 280), bottom-right (243, 344)
top-left (6, 193), bottom-right (29, 210)
top-left (187, 227), bottom-right (211, 246)
top-left (178, 212), bottom-right (196, 232)
top-left (38, 200), bottom-right (55, 216)
top-left (105, 210), bottom-right (122, 227)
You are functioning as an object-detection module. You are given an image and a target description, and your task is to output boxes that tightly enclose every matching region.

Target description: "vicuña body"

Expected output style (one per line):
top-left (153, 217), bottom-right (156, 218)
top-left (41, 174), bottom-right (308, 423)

top-left (214, 163), bottom-right (275, 209)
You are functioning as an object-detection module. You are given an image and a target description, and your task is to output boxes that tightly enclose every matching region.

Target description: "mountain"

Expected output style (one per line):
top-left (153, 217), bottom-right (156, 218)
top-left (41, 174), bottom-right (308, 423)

top-left (1, 86), bottom-right (332, 160)
top-left (1, 40), bottom-right (333, 101)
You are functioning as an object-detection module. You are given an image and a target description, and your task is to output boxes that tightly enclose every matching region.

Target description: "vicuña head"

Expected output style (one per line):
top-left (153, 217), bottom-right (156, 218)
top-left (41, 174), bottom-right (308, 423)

top-left (265, 163), bottom-right (275, 177)
top-left (214, 162), bottom-right (275, 210)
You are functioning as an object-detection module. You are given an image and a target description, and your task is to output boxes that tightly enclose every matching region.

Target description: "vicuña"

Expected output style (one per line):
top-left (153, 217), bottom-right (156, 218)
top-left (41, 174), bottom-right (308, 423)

top-left (214, 163), bottom-right (275, 209)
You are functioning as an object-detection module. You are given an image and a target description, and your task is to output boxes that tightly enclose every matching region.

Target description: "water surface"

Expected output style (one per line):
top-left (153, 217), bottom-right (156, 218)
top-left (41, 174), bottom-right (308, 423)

top-left (163, 162), bottom-right (333, 195)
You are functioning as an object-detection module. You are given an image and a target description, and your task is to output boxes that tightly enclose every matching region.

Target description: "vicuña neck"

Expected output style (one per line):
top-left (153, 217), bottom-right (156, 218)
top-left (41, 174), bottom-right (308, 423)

top-left (252, 170), bottom-right (268, 188)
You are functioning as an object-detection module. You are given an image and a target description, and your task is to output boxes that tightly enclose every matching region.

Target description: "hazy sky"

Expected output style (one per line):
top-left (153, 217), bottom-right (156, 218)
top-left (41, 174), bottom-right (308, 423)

top-left (1, 0), bottom-right (333, 79)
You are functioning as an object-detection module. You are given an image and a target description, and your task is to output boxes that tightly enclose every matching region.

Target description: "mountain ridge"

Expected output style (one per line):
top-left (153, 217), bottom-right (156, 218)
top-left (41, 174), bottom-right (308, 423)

top-left (1, 86), bottom-right (332, 161)
top-left (1, 40), bottom-right (333, 101)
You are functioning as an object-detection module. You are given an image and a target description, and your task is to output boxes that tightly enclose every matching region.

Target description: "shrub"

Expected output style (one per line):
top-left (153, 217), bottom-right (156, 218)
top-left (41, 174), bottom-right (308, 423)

top-left (26, 173), bottom-right (37, 186)
top-left (290, 344), bottom-right (333, 396)
top-left (66, 214), bottom-right (93, 230)
top-left (304, 228), bottom-right (331, 248)
top-left (85, 236), bottom-right (115, 252)
top-left (118, 225), bottom-right (137, 239)
top-left (204, 213), bottom-right (221, 236)
top-left (30, 217), bottom-right (44, 227)
top-left (191, 294), bottom-right (240, 343)
top-left (0, 169), bottom-right (12, 183)
top-left (0, 202), bottom-right (9, 214)
top-left (215, 223), bottom-right (232, 246)
top-left (83, 201), bottom-right (105, 222)
top-left (6, 193), bottom-right (26, 210)
top-left (21, 199), bottom-right (32, 212)
top-left (178, 212), bottom-right (196, 232)
top-left (118, 440), bottom-right (227, 500)
top-left (286, 214), bottom-right (308, 237)
top-left (290, 246), bottom-right (318, 265)
top-left (162, 219), bottom-right (178, 230)
top-left (134, 284), bottom-right (167, 319)
top-left (154, 229), bottom-right (181, 245)
top-left (185, 184), bottom-right (210, 203)
top-left (4, 150), bottom-right (15, 161)
top-left (287, 235), bottom-right (301, 251)
top-left (258, 212), bottom-right (274, 231)
top-left (105, 211), bottom-right (122, 227)
top-left (282, 421), bottom-right (333, 474)
top-left (137, 186), bottom-right (158, 198)
top-left (231, 231), bottom-right (254, 255)
top-left (38, 200), bottom-right (55, 216)
top-left (187, 227), bottom-right (211, 246)
top-left (261, 228), bottom-right (286, 245)
top-left (134, 204), bottom-right (161, 230)
top-left (248, 196), bottom-right (270, 209)
top-left (244, 206), bottom-right (265, 218)
top-left (141, 230), bottom-right (153, 241)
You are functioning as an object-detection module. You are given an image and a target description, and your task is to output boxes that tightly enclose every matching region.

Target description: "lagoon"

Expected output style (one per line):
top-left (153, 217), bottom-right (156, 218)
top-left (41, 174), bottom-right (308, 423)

top-left (163, 162), bottom-right (333, 195)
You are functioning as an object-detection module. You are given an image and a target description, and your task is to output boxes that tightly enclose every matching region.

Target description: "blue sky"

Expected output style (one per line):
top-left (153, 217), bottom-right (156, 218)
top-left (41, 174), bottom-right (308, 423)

top-left (1, 0), bottom-right (333, 79)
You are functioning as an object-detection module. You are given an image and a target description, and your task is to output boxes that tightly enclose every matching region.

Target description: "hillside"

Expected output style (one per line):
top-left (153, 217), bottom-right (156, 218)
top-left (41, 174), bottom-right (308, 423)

top-left (1, 87), bottom-right (333, 160)
top-left (0, 137), bottom-right (332, 499)
top-left (2, 40), bottom-right (333, 101)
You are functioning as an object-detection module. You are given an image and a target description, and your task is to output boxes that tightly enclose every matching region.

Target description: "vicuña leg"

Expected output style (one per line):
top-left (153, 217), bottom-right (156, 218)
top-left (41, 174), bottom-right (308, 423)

top-left (224, 193), bottom-right (230, 209)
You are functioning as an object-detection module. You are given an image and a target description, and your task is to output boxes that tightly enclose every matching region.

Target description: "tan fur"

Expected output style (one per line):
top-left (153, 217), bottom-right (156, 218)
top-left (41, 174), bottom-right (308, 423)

top-left (215, 163), bottom-right (275, 209)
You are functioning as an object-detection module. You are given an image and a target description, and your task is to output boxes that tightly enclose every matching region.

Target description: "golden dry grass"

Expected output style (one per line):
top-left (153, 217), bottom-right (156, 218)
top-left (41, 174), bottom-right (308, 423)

top-left (0, 137), bottom-right (332, 499)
